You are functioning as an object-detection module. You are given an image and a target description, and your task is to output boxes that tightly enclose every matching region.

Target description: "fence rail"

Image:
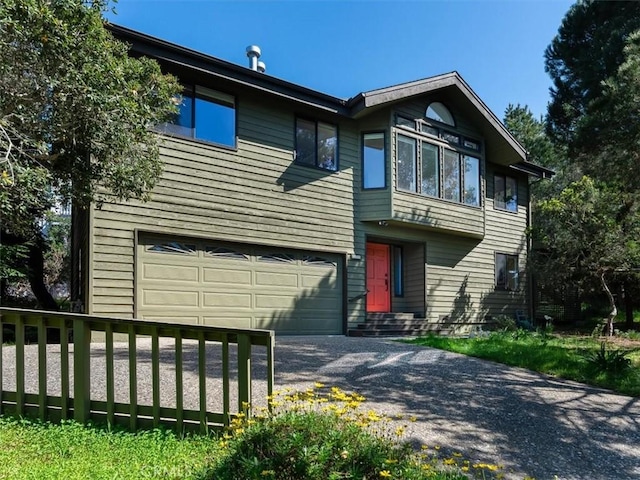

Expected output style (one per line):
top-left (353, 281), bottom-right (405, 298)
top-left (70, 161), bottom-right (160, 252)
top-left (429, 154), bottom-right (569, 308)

top-left (0, 308), bottom-right (275, 432)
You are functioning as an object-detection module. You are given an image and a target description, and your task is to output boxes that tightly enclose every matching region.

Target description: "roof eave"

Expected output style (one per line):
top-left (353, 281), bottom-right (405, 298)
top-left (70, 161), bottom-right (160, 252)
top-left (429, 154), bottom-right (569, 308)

top-left (510, 161), bottom-right (556, 179)
top-left (106, 23), bottom-right (350, 116)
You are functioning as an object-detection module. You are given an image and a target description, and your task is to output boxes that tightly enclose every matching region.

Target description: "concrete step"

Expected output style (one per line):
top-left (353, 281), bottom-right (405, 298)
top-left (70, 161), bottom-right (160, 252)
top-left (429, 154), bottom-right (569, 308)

top-left (348, 327), bottom-right (454, 338)
top-left (357, 320), bottom-right (428, 329)
top-left (365, 312), bottom-right (415, 321)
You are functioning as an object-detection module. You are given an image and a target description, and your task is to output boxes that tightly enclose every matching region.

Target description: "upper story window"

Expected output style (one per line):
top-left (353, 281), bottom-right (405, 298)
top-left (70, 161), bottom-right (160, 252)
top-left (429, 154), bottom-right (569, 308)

top-left (295, 118), bottom-right (338, 171)
top-left (494, 174), bottom-right (518, 212)
top-left (426, 102), bottom-right (455, 126)
top-left (396, 117), bottom-right (481, 206)
top-left (363, 132), bottom-right (386, 189)
top-left (160, 85), bottom-right (236, 147)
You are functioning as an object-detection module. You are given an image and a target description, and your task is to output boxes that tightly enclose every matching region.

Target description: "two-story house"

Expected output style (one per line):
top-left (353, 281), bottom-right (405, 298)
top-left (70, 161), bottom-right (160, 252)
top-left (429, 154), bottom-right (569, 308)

top-left (71, 24), bottom-right (552, 335)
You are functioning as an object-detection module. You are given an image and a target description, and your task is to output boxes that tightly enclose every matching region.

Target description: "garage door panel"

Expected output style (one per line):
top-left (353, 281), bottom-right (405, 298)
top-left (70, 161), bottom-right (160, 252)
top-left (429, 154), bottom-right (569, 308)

top-left (203, 268), bottom-right (252, 284)
top-left (143, 263), bottom-right (199, 283)
top-left (137, 234), bottom-right (343, 334)
top-left (140, 314), bottom-right (201, 325)
top-left (203, 292), bottom-right (252, 308)
top-left (142, 289), bottom-right (199, 307)
top-left (301, 273), bottom-right (336, 288)
top-left (202, 315), bottom-right (252, 329)
top-left (255, 295), bottom-right (297, 309)
top-left (254, 271), bottom-right (299, 287)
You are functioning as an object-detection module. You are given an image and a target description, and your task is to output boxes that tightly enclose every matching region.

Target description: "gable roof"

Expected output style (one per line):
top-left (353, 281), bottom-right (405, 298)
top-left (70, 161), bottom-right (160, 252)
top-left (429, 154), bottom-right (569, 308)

top-left (107, 23), bottom-right (553, 177)
top-left (349, 73), bottom-right (527, 167)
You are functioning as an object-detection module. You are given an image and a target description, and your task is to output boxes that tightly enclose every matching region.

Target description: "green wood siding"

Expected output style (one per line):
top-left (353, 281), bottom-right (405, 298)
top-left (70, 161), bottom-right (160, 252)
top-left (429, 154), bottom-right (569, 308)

top-left (90, 99), bottom-right (357, 320)
top-left (392, 191), bottom-right (484, 237)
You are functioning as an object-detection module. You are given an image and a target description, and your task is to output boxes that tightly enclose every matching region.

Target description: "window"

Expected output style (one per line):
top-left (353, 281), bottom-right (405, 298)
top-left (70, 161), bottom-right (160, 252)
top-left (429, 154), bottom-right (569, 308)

top-left (464, 156), bottom-right (480, 206)
top-left (441, 131), bottom-right (460, 145)
top-left (396, 135), bottom-right (417, 191)
top-left (205, 246), bottom-right (249, 260)
top-left (495, 253), bottom-right (518, 291)
top-left (426, 102), bottom-right (455, 126)
top-left (147, 242), bottom-right (196, 255)
top-left (393, 113), bottom-right (482, 206)
top-left (393, 246), bottom-right (404, 296)
top-left (442, 149), bottom-right (461, 202)
top-left (397, 116), bottom-right (415, 129)
top-left (258, 253), bottom-right (296, 264)
top-left (160, 85), bottom-right (236, 147)
top-left (363, 132), bottom-right (386, 189)
top-left (463, 138), bottom-right (481, 151)
top-left (302, 255), bottom-right (336, 268)
top-left (295, 118), bottom-right (338, 171)
top-left (421, 143), bottom-right (439, 197)
top-left (494, 174), bottom-right (518, 211)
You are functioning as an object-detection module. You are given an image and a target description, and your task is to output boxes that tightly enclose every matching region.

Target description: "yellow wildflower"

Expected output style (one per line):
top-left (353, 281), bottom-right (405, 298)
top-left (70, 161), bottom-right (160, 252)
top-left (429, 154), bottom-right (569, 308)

top-left (379, 470), bottom-right (392, 478)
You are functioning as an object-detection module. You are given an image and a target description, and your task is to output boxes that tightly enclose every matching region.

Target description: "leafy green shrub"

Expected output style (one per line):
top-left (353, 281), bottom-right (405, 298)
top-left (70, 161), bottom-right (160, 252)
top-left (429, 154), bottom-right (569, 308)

top-left (493, 315), bottom-right (517, 332)
top-left (208, 386), bottom-right (501, 480)
top-left (583, 342), bottom-right (632, 376)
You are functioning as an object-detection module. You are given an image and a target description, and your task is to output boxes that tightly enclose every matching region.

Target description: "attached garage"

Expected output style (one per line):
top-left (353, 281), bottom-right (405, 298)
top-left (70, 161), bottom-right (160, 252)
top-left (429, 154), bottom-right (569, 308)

top-left (135, 233), bottom-right (344, 334)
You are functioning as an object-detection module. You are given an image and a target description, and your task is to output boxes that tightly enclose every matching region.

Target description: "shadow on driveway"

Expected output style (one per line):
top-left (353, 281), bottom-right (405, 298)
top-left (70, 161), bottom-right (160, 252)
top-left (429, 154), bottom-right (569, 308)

top-left (272, 336), bottom-right (640, 480)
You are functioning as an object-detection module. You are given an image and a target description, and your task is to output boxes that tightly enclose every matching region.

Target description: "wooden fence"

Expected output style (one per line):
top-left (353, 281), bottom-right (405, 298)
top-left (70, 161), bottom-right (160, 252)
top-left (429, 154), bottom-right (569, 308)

top-left (0, 307), bottom-right (275, 432)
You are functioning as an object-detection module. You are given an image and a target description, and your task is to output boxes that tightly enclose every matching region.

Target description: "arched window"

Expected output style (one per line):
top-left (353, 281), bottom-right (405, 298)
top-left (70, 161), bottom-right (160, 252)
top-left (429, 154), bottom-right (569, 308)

top-left (425, 102), bottom-right (455, 127)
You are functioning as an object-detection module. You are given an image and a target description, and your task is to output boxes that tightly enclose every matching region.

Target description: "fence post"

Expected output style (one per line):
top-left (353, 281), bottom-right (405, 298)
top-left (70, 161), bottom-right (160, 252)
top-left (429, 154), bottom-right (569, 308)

top-left (266, 333), bottom-right (275, 403)
top-left (237, 334), bottom-right (251, 413)
top-left (73, 316), bottom-right (91, 423)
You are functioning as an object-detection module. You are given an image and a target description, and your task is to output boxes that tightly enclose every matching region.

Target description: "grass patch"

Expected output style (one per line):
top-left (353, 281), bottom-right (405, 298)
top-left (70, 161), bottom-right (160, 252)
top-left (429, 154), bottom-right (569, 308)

top-left (0, 387), bottom-right (510, 479)
top-left (406, 330), bottom-right (640, 396)
top-left (0, 417), bottom-right (219, 479)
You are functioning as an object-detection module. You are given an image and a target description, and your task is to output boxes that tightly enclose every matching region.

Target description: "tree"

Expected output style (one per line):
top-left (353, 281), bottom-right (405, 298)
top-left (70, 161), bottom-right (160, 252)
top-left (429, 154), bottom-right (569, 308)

top-left (503, 104), bottom-right (557, 169)
top-left (544, 0), bottom-right (640, 147)
top-left (530, 177), bottom-right (640, 335)
top-left (0, 0), bottom-right (181, 309)
top-left (574, 31), bottom-right (640, 192)
top-left (538, 1), bottom-right (640, 331)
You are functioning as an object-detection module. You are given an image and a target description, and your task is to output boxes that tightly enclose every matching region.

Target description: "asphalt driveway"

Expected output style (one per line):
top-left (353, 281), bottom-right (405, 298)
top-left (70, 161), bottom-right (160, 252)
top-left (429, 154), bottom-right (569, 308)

top-left (4, 335), bottom-right (640, 479)
top-left (270, 336), bottom-right (640, 480)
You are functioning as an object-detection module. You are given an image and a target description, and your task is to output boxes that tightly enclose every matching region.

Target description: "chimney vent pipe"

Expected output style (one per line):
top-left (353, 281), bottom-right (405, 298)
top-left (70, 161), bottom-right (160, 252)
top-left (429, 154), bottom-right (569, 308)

top-left (257, 61), bottom-right (266, 73)
top-left (246, 45), bottom-right (261, 71)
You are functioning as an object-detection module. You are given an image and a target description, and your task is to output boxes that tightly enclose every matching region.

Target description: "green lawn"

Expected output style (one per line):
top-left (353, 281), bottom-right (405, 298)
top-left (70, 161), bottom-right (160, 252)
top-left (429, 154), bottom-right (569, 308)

top-left (0, 385), bottom-right (512, 480)
top-left (406, 330), bottom-right (640, 397)
top-left (0, 417), bottom-right (219, 479)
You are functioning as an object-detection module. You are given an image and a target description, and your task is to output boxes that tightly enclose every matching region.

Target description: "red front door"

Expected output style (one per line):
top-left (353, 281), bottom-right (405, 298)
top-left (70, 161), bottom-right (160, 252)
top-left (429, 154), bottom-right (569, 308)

top-left (366, 243), bottom-right (390, 312)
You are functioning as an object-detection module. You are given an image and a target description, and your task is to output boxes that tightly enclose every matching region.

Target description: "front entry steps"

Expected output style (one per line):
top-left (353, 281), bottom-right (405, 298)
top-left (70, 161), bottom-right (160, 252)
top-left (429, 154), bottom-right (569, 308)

top-left (348, 313), bottom-right (454, 337)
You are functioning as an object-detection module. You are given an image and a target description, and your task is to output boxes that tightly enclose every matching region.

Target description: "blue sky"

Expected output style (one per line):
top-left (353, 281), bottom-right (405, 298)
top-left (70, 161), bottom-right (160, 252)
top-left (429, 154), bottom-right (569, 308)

top-left (106, 0), bottom-right (575, 121)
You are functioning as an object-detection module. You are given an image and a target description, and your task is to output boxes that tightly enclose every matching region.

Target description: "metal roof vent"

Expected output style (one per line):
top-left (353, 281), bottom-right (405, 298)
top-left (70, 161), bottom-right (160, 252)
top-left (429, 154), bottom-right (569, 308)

top-left (246, 45), bottom-right (264, 72)
top-left (257, 61), bottom-right (266, 73)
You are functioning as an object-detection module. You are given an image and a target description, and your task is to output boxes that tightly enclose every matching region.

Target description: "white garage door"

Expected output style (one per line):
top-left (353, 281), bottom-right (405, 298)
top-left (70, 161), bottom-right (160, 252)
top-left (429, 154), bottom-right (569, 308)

top-left (136, 234), bottom-right (343, 334)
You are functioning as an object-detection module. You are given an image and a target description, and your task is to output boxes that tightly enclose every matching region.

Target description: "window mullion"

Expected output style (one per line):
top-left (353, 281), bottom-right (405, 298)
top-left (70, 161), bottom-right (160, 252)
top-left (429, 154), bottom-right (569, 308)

top-left (189, 85), bottom-right (196, 134)
top-left (416, 139), bottom-right (422, 194)
top-left (314, 122), bottom-right (319, 167)
top-left (459, 152), bottom-right (464, 201)
top-left (439, 145), bottom-right (444, 200)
